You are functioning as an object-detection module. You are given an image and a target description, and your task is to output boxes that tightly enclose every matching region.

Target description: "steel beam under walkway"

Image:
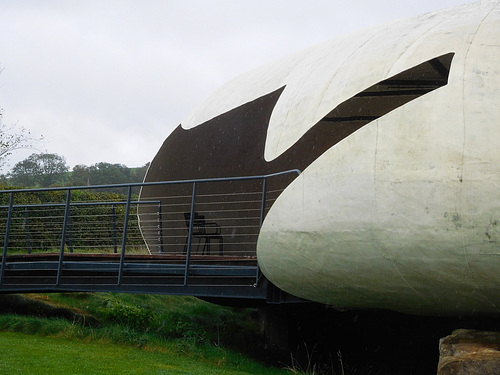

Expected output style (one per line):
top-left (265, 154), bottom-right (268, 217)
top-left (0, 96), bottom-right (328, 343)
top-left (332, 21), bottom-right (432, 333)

top-left (0, 253), bottom-right (303, 305)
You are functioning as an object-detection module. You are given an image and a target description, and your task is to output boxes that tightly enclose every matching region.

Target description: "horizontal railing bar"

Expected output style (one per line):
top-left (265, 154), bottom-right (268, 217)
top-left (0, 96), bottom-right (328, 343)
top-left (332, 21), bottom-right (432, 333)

top-left (0, 169), bottom-right (301, 194)
top-left (146, 189), bottom-right (280, 202)
top-left (191, 200), bottom-right (265, 207)
top-left (0, 200), bottom-right (160, 210)
top-left (3, 261), bottom-right (258, 277)
top-left (195, 192), bottom-right (263, 199)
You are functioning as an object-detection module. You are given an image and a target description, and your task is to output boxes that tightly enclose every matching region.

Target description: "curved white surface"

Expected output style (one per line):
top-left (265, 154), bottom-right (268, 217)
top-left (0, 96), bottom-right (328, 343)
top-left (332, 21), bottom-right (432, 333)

top-left (253, 1), bottom-right (500, 315)
top-left (182, 1), bottom-right (499, 163)
top-left (175, 1), bottom-right (500, 315)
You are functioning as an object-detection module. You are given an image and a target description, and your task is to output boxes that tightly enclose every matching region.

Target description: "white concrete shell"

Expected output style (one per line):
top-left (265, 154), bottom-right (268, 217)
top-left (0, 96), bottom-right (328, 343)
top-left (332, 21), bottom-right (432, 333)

top-left (181, 1), bottom-right (500, 315)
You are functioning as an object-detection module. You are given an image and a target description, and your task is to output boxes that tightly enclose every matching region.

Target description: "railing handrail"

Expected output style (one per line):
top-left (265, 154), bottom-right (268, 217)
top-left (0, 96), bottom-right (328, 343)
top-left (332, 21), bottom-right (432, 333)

top-left (0, 169), bottom-right (302, 194)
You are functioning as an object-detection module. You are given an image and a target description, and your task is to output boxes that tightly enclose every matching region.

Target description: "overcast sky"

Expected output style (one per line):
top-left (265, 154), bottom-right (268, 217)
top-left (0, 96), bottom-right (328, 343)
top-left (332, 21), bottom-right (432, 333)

top-left (0, 0), bottom-right (476, 172)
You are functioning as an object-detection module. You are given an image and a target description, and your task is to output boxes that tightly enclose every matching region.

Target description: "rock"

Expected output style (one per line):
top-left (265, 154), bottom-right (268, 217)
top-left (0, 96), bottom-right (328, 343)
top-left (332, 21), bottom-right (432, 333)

top-left (437, 329), bottom-right (500, 375)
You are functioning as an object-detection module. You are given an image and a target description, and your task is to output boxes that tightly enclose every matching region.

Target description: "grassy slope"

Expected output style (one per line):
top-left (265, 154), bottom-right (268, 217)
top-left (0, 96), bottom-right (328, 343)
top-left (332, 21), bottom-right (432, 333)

top-left (0, 293), bottom-right (290, 375)
top-left (0, 331), bottom-right (268, 375)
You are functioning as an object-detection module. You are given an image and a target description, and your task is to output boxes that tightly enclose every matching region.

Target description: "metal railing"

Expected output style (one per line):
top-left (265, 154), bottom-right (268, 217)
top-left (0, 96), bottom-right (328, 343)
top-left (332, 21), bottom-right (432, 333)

top-left (0, 169), bottom-right (300, 294)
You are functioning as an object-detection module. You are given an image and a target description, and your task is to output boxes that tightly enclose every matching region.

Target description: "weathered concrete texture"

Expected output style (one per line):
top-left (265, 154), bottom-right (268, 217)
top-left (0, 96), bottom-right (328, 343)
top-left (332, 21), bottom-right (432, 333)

top-left (256, 0), bottom-right (500, 316)
top-left (437, 329), bottom-right (500, 375)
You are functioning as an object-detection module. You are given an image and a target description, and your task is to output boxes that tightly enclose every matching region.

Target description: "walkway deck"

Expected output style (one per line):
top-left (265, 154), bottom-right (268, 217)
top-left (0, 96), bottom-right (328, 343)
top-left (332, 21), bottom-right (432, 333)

top-left (0, 253), bottom-right (274, 302)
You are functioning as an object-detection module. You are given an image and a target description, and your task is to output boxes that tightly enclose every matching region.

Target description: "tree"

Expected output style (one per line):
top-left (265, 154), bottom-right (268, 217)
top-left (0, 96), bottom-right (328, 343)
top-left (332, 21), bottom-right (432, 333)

top-left (92, 162), bottom-right (131, 185)
top-left (71, 164), bottom-right (92, 186)
top-left (131, 162), bottom-right (150, 182)
top-left (9, 153), bottom-right (69, 187)
top-left (69, 162), bottom-right (150, 187)
top-left (69, 162), bottom-right (129, 186)
top-left (0, 108), bottom-right (42, 169)
top-left (69, 162), bottom-right (150, 193)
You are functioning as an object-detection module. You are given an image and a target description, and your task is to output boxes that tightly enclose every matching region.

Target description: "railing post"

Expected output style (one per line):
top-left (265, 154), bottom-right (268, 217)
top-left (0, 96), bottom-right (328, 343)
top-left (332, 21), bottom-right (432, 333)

top-left (117, 186), bottom-right (132, 285)
top-left (56, 189), bottom-right (72, 285)
top-left (255, 177), bottom-right (268, 286)
top-left (0, 192), bottom-right (15, 285)
top-left (184, 182), bottom-right (197, 286)
top-left (157, 203), bottom-right (164, 253)
top-left (25, 207), bottom-right (32, 254)
top-left (259, 177), bottom-right (268, 227)
top-left (112, 204), bottom-right (117, 254)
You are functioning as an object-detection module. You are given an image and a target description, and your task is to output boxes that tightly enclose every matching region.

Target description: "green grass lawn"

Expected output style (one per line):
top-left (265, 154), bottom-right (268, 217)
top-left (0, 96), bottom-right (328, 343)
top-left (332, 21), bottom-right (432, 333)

top-left (0, 294), bottom-right (294, 375)
top-left (0, 331), bottom-right (289, 375)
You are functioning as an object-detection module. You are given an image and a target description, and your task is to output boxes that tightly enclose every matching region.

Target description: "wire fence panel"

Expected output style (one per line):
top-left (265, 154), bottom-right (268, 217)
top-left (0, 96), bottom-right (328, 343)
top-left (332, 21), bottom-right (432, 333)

top-left (138, 170), bottom-right (299, 260)
top-left (0, 190), bottom-right (153, 255)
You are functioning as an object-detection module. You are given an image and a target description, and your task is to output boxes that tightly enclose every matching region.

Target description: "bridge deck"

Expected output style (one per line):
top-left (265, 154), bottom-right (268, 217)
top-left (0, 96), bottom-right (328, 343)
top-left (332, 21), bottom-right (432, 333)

top-left (2, 253), bottom-right (258, 265)
top-left (0, 253), bottom-right (278, 302)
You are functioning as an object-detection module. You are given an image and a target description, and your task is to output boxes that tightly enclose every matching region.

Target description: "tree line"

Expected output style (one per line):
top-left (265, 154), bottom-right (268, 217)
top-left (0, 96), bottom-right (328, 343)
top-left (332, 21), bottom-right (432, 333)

top-left (0, 153), bottom-right (150, 252)
top-left (0, 152), bottom-right (149, 189)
